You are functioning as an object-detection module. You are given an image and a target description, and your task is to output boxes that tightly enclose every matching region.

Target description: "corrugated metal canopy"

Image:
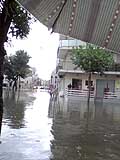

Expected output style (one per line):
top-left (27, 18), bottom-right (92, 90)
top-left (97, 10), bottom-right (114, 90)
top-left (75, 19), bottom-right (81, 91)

top-left (18, 0), bottom-right (120, 54)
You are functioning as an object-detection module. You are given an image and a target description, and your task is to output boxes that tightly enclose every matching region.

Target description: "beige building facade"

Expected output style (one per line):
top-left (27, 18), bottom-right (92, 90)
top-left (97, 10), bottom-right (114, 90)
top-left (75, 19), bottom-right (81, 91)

top-left (56, 35), bottom-right (120, 98)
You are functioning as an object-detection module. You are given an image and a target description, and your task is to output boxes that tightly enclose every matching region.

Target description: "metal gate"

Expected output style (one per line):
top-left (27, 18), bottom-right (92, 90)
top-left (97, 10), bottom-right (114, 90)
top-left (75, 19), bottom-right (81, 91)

top-left (96, 79), bottom-right (115, 98)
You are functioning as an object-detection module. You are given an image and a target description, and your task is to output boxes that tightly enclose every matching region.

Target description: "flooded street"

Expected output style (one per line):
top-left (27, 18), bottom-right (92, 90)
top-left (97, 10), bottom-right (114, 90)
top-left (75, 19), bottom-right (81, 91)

top-left (0, 90), bottom-right (120, 159)
top-left (0, 90), bottom-right (52, 160)
top-left (51, 98), bottom-right (120, 160)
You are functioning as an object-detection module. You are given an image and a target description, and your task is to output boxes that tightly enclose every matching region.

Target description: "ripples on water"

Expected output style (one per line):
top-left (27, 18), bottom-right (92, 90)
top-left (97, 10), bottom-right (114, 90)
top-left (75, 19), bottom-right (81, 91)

top-left (0, 90), bottom-right (120, 160)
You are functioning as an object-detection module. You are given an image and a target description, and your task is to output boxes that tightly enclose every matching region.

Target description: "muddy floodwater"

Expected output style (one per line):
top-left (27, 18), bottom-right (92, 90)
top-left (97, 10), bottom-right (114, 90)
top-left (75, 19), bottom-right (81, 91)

top-left (0, 90), bottom-right (120, 160)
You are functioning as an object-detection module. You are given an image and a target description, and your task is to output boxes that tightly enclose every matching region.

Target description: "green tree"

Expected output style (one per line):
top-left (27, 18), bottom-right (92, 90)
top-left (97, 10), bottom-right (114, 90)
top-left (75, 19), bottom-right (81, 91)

top-left (72, 44), bottom-right (114, 102)
top-left (4, 50), bottom-right (31, 91)
top-left (0, 0), bottom-right (33, 97)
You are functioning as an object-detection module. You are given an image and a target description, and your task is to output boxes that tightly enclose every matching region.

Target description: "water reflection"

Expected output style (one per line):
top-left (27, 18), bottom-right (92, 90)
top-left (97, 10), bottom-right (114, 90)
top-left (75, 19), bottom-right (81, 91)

top-left (3, 91), bottom-right (35, 129)
top-left (0, 90), bottom-right (52, 160)
top-left (50, 98), bottom-right (120, 160)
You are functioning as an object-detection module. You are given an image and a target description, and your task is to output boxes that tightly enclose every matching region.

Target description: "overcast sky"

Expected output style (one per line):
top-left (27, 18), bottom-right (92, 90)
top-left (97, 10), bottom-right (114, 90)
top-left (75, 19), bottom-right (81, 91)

top-left (5, 21), bottom-right (59, 80)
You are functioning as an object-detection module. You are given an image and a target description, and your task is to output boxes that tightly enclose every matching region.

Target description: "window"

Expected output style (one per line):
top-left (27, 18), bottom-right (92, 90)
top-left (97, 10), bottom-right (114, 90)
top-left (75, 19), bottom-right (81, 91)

top-left (85, 80), bottom-right (93, 86)
top-left (72, 79), bottom-right (82, 89)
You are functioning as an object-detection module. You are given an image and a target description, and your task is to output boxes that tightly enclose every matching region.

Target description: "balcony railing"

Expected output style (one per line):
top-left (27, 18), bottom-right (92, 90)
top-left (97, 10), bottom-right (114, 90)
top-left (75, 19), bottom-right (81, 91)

top-left (104, 91), bottom-right (120, 99)
top-left (65, 89), bottom-right (95, 98)
top-left (65, 89), bottom-right (120, 99)
top-left (59, 40), bottom-right (85, 48)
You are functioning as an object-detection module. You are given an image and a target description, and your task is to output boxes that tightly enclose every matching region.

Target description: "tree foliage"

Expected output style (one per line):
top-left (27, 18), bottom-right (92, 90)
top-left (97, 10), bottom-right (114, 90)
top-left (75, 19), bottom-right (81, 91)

top-left (0, 0), bottom-right (34, 96)
top-left (72, 44), bottom-right (114, 74)
top-left (72, 44), bottom-right (114, 102)
top-left (4, 50), bottom-right (31, 82)
top-left (0, 0), bottom-right (33, 41)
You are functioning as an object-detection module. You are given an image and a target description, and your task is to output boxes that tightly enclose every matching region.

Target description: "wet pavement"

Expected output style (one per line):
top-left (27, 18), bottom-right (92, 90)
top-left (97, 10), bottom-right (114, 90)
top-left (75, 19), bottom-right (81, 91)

top-left (0, 90), bottom-right (120, 160)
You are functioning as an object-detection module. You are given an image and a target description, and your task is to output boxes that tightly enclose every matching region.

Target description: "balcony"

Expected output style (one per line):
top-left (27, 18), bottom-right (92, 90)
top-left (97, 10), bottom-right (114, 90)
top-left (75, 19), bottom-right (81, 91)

top-left (59, 39), bottom-right (85, 48)
top-left (57, 39), bottom-right (85, 59)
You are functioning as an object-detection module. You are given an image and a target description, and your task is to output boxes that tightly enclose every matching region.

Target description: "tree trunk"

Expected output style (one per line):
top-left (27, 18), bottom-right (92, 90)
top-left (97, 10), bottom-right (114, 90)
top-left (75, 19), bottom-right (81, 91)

top-left (0, 46), bottom-right (5, 135)
top-left (0, 0), bottom-right (13, 98)
top-left (87, 72), bottom-right (92, 104)
top-left (0, 47), bottom-right (5, 98)
top-left (0, 97), bottom-right (3, 136)
top-left (12, 79), bottom-right (17, 92)
top-left (18, 76), bottom-right (21, 91)
top-left (0, 0), bottom-right (14, 134)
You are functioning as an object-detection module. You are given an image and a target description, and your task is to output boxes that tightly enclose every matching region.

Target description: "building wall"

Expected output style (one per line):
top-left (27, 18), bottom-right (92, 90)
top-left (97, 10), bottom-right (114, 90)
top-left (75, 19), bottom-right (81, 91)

top-left (58, 49), bottom-right (81, 70)
top-left (58, 72), bottom-right (120, 94)
top-left (113, 53), bottom-right (120, 63)
top-left (63, 73), bottom-right (96, 91)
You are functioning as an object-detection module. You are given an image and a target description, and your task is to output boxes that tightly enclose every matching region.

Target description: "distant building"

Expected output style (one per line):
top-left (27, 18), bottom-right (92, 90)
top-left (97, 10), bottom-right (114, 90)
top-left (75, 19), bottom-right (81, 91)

top-left (18, 68), bottom-right (40, 89)
top-left (50, 69), bottom-right (58, 89)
